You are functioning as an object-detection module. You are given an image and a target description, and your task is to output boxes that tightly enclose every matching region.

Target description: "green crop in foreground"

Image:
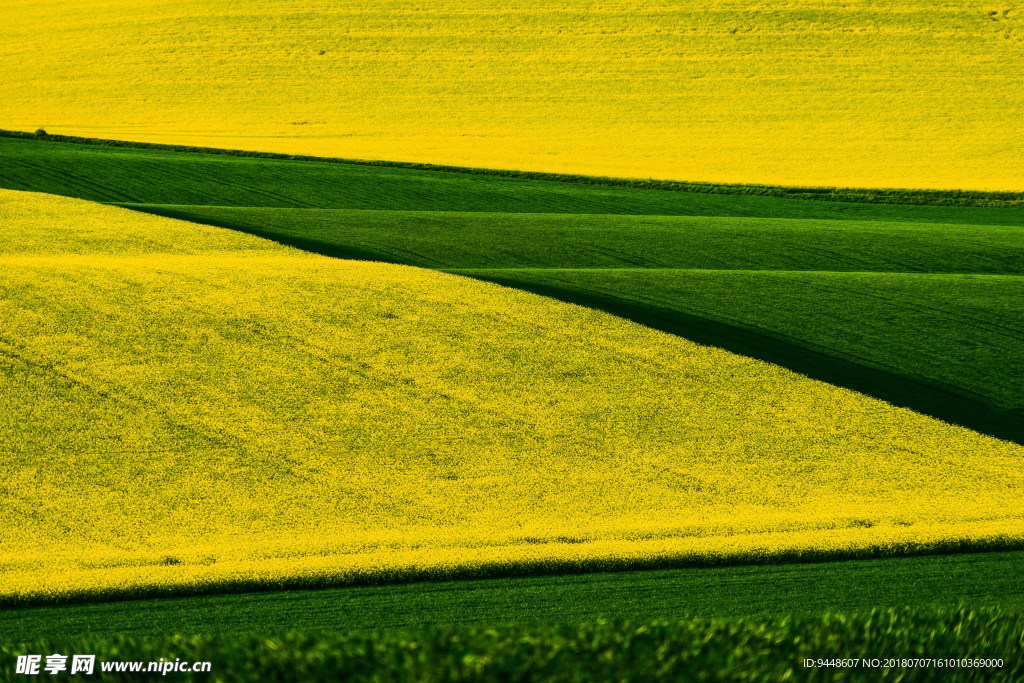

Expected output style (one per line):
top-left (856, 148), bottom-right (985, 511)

top-left (2, 607), bottom-right (1021, 682)
top-left (3, 189), bottom-right (1024, 605)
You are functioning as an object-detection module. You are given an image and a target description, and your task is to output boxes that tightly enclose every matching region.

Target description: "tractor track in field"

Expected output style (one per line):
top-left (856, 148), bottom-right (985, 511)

top-left (0, 155), bottom-right (137, 203)
top-left (127, 158), bottom-right (321, 209)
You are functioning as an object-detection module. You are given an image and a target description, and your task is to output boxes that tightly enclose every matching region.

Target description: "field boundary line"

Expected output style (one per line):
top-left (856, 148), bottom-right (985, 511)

top-left (3, 129), bottom-right (1023, 207)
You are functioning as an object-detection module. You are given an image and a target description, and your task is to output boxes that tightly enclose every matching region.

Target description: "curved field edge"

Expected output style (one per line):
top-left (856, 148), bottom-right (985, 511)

top-left (461, 272), bottom-right (1024, 444)
top-left (2, 607), bottom-right (1021, 683)
top-left (4, 130), bottom-right (1024, 208)
top-left (4, 524), bottom-right (1024, 609)
top-left (112, 204), bottom-right (1024, 443)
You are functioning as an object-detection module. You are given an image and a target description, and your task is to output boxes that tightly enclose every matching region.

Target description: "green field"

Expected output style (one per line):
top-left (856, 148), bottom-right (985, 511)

top-left (2, 607), bottom-right (1020, 682)
top-left (2, 134), bottom-right (1020, 442)
top-left (2, 133), bottom-right (1024, 220)
top-left (118, 208), bottom-right (1024, 271)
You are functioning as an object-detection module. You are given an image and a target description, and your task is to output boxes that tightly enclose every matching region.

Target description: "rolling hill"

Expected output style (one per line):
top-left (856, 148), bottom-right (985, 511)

top-left (2, 134), bottom-right (1020, 442)
top-left (137, 207), bottom-right (1024, 443)
top-left (3, 188), bottom-right (1023, 607)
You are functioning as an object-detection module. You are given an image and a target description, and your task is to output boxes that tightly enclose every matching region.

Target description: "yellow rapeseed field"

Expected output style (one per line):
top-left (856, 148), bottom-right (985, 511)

top-left (1, 1), bottom-right (1022, 190)
top-left (1, 189), bottom-right (1022, 603)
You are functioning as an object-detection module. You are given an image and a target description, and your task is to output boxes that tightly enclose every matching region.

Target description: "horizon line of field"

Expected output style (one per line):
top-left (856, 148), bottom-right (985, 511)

top-left (3, 549), bottom-right (1023, 642)
top-left (4, 128), bottom-right (1024, 207)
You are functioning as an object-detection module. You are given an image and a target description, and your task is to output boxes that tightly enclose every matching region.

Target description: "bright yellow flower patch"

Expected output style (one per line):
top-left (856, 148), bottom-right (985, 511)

top-left (1, 1), bottom-right (1022, 190)
top-left (0, 190), bottom-right (1022, 604)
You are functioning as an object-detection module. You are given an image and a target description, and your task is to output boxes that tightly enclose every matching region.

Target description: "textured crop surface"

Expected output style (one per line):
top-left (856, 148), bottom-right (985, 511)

top-left (2, 608), bottom-right (1022, 683)
top-left (2, 189), bottom-right (1024, 605)
top-left (123, 208), bottom-right (1024, 273)
top-left (1, 1), bottom-right (1023, 190)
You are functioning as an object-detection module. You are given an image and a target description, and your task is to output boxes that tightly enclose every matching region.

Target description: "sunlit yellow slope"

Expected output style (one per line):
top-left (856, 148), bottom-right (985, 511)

top-left (2, 1), bottom-right (1022, 190)
top-left (1, 189), bottom-right (1022, 603)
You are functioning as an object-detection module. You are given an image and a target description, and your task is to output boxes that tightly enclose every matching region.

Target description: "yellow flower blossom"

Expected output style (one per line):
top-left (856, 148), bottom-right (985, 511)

top-left (1, 1), bottom-right (1022, 190)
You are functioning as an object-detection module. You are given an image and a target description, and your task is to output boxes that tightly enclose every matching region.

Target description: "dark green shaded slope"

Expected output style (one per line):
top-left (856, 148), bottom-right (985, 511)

top-left (1, 134), bottom-right (1022, 223)
top-left (459, 270), bottom-right (1024, 443)
top-left (127, 206), bottom-right (1024, 274)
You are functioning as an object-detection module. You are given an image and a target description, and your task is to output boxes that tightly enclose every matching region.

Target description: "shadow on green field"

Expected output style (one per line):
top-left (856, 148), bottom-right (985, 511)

top-left (136, 205), bottom-right (388, 262)
top-left (467, 275), bottom-right (1023, 446)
